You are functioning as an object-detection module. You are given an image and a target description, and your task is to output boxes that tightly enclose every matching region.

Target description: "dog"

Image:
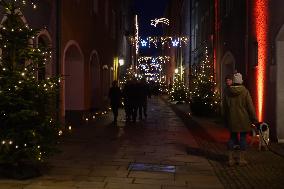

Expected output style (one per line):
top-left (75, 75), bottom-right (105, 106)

top-left (250, 122), bottom-right (270, 151)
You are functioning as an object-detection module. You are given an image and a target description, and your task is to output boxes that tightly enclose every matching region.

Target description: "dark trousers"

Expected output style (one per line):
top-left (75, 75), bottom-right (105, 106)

top-left (111, 104), bottom-right (119, 122)
top-left (138, 101), bottom-right (147, 119)
top-left (124, 102), bottom-right (131, 121)
top-left (228, 132), bottom-right (247, 151)
top-left (131, 104), bottom-right (138, 122)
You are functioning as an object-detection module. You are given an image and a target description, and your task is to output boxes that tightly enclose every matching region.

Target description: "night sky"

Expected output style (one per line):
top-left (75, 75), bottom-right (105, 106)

top-left (132, 0), bottom-right (169, 38)
top-left (132, 0), bottom-right (169, 56)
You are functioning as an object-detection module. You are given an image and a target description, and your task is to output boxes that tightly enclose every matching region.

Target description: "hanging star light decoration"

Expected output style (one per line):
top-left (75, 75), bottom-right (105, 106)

top-left (172, 39), bottom-right (179, 47)
top-left (141, 39), bottom-right (148, 47)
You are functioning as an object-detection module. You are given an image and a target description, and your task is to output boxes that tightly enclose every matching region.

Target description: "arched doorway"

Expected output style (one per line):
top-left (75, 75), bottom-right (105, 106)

top-left (37, 30), bottom-right (52, 79)
top-left (220, 51), bottom-right (236, 93)
top-left (89, 51), bottom-right (101, 110)
top-left (63, 41), bottom-right (84, 114)
top-left (276, 25), bottom-right (284, 142)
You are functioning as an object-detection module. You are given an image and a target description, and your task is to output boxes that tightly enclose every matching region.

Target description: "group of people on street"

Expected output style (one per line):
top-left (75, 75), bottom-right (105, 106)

top-left (108, 78), bottom-right (151, 124)
top-left (223, 72), bottom-right (258, 166)
top-left (109, 72), bottom-right (258, 167)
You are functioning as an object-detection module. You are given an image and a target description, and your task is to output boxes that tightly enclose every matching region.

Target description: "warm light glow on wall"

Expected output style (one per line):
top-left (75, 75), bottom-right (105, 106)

top-left (113, 57), bottom-right (119, 80)
top-left (254, 0), bottom-right (268, 122)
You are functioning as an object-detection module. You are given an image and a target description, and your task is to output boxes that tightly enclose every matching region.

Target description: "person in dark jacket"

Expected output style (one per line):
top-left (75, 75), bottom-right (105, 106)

top-left (138, 78), bottom-right (150, 120)
top-left (129, 78), bottom-right (140, 122)
top-left (223, 73), bottom-right (258, 166)
top-left (123, 80), bottom-right (132, 122)
top-left (108, 80), bottom-right (121, 124)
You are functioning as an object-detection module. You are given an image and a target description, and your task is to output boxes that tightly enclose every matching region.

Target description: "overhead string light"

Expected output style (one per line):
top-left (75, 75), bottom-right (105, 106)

top-left (137, 36), bottom-right (189, 48)
top-left (138, 56), bottom-right (170, 64)
top-left (134, 15), bottom-right (139, 55)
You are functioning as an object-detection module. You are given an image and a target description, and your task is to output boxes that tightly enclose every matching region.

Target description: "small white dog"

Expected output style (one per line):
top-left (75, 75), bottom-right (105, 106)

top-left (250, 122), bottom-right (270, 150)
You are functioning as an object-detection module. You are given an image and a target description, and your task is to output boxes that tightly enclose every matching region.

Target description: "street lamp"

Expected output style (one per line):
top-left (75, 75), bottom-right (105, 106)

top-left (119, 59), bottom-right (124, 66)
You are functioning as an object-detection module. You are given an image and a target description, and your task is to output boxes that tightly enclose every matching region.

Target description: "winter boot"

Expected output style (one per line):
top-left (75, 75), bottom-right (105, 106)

top-left (238, 151), bottom-right (248, 166)
top-left (227, 151), bottom-right (235, 167)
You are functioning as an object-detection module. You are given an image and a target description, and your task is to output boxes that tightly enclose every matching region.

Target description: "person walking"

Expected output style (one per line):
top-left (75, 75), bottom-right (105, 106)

top-left (130, 78), bottom-right (140, 123)
top-left (223, 73), bottom-right (258, 166)
top-left (122, 78), bottom-right (139, 123)
top-left (108, 80), bottom-right (122, 124)
top-left (123, 80), bottom-right (132, 122)
top-left (138, 78), bottom-right (150, 120)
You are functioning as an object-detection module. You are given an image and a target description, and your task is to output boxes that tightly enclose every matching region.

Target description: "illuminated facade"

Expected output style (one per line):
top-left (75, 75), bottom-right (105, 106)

top-left (212, 0), bottom-right (284, 142)
top-left (168, 0), bottom-right (284, 142)
top-left (164, 0), bottom-right (192, 87)
top-left (234, 0), bottom-right (284, 142)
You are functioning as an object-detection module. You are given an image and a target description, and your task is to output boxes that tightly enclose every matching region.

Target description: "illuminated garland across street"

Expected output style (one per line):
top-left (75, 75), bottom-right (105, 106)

top-left (137, 56), bottom-right (167, 82)
top-left (138, 56), bottom-right (170, 64)
top-left (129, 36), bottom-right (189, 48)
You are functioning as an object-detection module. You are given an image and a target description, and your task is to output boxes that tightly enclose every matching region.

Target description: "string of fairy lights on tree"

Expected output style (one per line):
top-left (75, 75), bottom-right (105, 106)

top-left (0, 0), bottom-right (37, 9)
top-left (0, 0), bottom-right (62, 165)
top-left (189, 46), bottom-right (220, 115)
top-left (169, 65), bottom-right (189, 102)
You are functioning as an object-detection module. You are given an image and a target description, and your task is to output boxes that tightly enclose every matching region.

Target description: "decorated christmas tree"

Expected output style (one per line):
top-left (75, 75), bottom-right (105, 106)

top-left (190, 47), bottom-right (220, 115)
top-left (0, 1), bottom-right (61, 175)
top-left (169, 69), bottom-right (188, 103)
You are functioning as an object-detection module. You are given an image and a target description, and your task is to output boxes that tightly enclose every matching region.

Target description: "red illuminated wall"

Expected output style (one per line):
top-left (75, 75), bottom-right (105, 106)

top-left (253, 0), bottom-right (268, 122)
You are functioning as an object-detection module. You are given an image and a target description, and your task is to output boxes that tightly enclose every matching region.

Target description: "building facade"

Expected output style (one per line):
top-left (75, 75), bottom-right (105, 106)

top-left (0, 0), bottom-right (133, 121)
top-left (167, 0), bottom-right (284, 142)
top-left (164, 0), bottom-right (191, 88)
top-left (217, 0), bottom-right (284, 142)
top-left (60, 0), bottom-right (132, 119)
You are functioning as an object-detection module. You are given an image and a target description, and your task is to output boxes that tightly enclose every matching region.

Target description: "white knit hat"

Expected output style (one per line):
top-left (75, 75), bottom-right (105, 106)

top-left (233, 73), bottom-right (243, 84)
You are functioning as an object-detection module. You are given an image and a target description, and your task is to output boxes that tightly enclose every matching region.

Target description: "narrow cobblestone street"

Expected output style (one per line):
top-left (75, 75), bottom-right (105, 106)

top-left (171, 102), bottom-right (284, 189)
top-left (0, 97), bottom-right (223, 189)
top-left (2, 97), bottom-right (284, 189)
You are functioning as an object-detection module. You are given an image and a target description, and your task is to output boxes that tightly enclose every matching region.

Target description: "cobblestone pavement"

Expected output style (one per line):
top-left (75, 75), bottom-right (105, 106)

top-left (0, 97), bottom-right (223, 189)
top-left (170, 102), bottom-right (284, 189)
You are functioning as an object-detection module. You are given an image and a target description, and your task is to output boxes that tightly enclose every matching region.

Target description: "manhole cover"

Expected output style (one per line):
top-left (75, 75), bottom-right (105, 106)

top-left (128, 163), bottom-right (175, 173)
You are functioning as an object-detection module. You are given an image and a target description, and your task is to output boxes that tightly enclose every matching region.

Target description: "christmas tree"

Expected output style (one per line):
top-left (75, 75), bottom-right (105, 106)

top-left (169, 69), bottom-right (188, 103)
top-left (0, 1), bottom-right (60, 173)
top-left (190, 46), bottom-right (220, 115)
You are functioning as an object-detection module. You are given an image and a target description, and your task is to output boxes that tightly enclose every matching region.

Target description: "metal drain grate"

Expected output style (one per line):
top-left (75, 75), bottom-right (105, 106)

top-left (128, 163), bottom-right (176, 173)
